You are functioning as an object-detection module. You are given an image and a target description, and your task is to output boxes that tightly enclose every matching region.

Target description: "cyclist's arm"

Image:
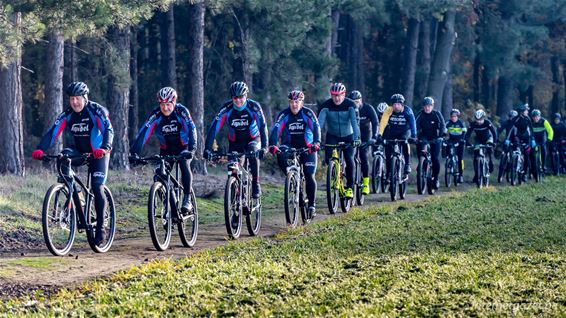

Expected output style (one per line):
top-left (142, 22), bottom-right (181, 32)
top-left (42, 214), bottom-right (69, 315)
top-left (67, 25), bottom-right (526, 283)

top-left (269, 110), bottom-right (287, 146)
top-left (378, 107), bottom-right (393, 136)
top-left (488, 121), bottom-right (498, 142)
top-left (97, 105), bottom-right (114, 151)
top-left (307, 108), bottom-right (322, 145)
top-left (437, 111), bottom-right (447, 137)
top-left (367, 105), bottom-right (379, 139)
top-left (349, 107), bottom-right (360, 140)
top-left (407, 108), bottom-right (417, 138)
top-left (36, 110), bottom-right (71, 151)
top-left (545, 120), bottom-right (554, 141)
top-left (415, 111), bottom-right (423, 139)
top-left (180, 106), bottom-right (197, 151)
top-left (204, 108), bottom-right (228, 151)
top-left (131, 111), bottom-right (161, 155)
top-left (318, 108), bottom-right (328, 132)
top-left (254, 104), bottom-right (269, 149)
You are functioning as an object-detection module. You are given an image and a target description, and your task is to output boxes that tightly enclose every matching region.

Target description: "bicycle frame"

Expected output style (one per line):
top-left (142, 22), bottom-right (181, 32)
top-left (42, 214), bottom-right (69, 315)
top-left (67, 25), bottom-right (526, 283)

top-left (144, 155), bottom-right (185, 222)
top-left (384, 139), bottom-right (408, 183)
top-left (325, 143), bottom-right (349, 197)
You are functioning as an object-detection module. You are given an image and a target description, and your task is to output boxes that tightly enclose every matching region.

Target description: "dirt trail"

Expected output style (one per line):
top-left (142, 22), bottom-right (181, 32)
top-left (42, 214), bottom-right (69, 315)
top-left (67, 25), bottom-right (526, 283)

top-left (0, 183), bottom-right (473, 299)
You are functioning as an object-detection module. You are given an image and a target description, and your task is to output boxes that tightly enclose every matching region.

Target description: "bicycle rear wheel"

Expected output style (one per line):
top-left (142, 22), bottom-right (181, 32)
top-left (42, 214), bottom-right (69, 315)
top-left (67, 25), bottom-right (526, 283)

top-left (148, 182), bottom-right (172, 251)
top-left (284, 171), bottom-right (300, 227)
top-left (371, 156), bottom-right (381, 193)
top-left (551, 149), bottom-right (560, 175)
top-left (299, 177), bottom-right (312, 224)
top-left (355, 161), bottom-right (364, 206)
top-left (224, 176), bottom-right (242, 239)
top-left (42, 184), bottom-right (76, 256)
top-left (178, 189), bottom-right (198, 247)
top-left (326, 160), bottom-right (339, 214)
top-left (476, 158), bottom-right (483, 189)
top-left (88, 186), bottom-right (116, 253)
top-left (246, 196), bottom-right (262, 236)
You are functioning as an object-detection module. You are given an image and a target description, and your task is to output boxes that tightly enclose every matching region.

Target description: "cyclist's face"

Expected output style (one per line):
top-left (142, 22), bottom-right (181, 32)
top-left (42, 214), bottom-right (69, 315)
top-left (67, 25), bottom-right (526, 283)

top-left (423, 104), bottom-right (433, 114)
top-left (289, 99), bottom-right (303, 115)
top-left (476, 118), bottom-right (484, 125)
top-left (69, 96), bottom-right (86, 112)
top-left (521, 110), bottom-right (528, 117)
top-left (331, 93), bottom-right (345, 105)
top-left (160, 102), bottom-right (175, 116)
top-left (450, 114), bottom-right (458, 122)
top-left (353, 99), bottom-right (362, 108)
top-left (532, 115), bottom-right (541, 123)
top-left (232, 94), bottom-right (247, 107)
top-left (392, 103), bottom-right (403, 112)
top-left (555, 118), bottom-right (560, 125)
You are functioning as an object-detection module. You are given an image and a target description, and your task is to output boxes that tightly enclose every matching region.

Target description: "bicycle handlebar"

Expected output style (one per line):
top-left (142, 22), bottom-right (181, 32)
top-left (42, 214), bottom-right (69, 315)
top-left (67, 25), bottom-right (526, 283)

top-left (41, 153), bottom-right (91, 162)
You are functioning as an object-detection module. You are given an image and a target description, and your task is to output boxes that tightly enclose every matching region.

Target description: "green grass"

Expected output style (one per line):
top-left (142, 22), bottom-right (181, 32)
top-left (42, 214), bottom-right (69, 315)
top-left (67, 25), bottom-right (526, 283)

top-left (2, 178), bottom-right (565, 316)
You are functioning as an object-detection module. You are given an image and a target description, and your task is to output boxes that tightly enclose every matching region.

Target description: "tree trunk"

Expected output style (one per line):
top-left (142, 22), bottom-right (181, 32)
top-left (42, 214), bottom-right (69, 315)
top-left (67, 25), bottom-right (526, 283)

top-left (442, 71), bottom-right (453, 118)
top-left (107, 26), bottom-right (131, 170)
top-left (551, 56), bottom-right (560, 114)
top-left (64, 39), bottom-right (78, 84)
top-left (427, 11), bottom-right (456, 113)
top-left (0, 12), bottom-right (25, 176)
top-left (352, 19), bottom-right (365, 91)
top-left (159, 8), bottom-right (177, 88)
top-left (496, 75), bottom-right (514, 118)
top-left (481, 65), bottom-right (492, 108)
top-left (129, 27), bottom-right (140, 141)
top-left (188, 2), bottom-right (207, 175)
top-left (416, 17), bottom-right (432, 102)
top-left (330, 10), bottom-right (341, 57)
top-left (473, 53), bottom-right (481, 102)
top-left (232, 8), bottom-right (252, 89)
top-left (43, 30), bottom-right (65, 154)
top-left (402, 18), bottom-right (420, 107)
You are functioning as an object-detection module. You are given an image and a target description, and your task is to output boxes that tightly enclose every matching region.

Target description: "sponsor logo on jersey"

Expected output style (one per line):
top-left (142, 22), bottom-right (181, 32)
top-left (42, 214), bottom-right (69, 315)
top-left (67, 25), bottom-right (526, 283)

top-left (93, 172), bottom-right (106, 178)
top-left (232, 119), bottom-right (249, 128)
top-left (71, 123), bottom-right (89, 133)
top-left (289, 122), bottom-right (304, 132)
top-left (162, 124), bottom-right (179, 134)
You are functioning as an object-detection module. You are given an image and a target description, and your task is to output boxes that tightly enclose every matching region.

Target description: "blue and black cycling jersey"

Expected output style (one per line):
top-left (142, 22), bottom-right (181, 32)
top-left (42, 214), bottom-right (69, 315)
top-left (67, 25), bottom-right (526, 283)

top-left (36, 101), bottom-right (113, 154)
top-left (269, 106), bottom-right (320, 148)
top-left (505, 115), bottom-right (533, 143)
top-left (378, 104), bottom-right (416, 139)
top-left (205, 99), bottom-right (268, 150)
top-left (131, 103), bottom-right (197, 155)
top-left (497, 119), bottom-right (514, 141)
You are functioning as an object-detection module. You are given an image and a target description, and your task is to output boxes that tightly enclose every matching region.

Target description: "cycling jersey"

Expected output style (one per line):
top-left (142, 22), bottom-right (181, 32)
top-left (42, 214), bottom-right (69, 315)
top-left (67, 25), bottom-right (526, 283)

top-left (446, 119), bottom-right (467, 142)
top-left (357, 103), bottom-right (379, 141)
top-left (318, 98), bottom-right (360, 139)
top-left (506, 115), bottom-right (533, 143)
top-left (205, 99), bottom-right (268, 150)
top-left (552, 121), bottom-right (566, 141)
top-left (37, 101), bottom-right (114, 154)
top-left (532, 118), bottom-right (554, 144)
top-left (497, 119), bottom-right (514, 141)
top-left (269, 106), bottom-right (320, 148)
top-left (465, 119), bottom-right (497, 144)
top-left (378, 105), bottom-right (416, 139)
top-left (131, 103), bottom-right (197, 155)
top-left (416, 110), bottom-right (446, 140)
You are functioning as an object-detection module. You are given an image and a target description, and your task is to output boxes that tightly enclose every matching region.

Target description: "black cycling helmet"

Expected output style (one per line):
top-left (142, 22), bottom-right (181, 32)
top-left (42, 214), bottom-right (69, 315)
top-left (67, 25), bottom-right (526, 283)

top-left (230, 81), bottom-right (249, 97)
top-left (157, 87), bottom-right (177, 103)
top-left (423, 96), bottom-right (434, 106)
top-left (330, 82), bottom-right (346, 95)
top-left (516, 103), bottom-right (529, 112)
top-left (288, 90), bottom-right (304, 101)
top-left (348, 90), bottom-right (362, 100)
top-left (531, 109), bottom-right (541, 117)
top-left (450, 108), bottom-right (460, 116)
top-left (552, 113), bottom-right (561, 120)
top-left (66, 82), bottom-right (89, 97)
top-left (390, 93), bottom-right (405, 104)
top-left (508, 110), bottom-right (518, 119)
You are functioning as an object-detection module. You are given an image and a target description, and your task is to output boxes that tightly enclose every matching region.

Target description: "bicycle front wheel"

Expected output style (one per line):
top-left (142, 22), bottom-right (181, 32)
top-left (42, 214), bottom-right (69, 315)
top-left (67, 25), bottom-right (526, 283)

top-left (416, 156), bottom-right (426, 195)
top-left (355, 161), bottom-right (364, 206)
top-left (224, 176), bottom-right (242, 239)
top-left (42, 184), bottom-right (76, 256)
top-left (326, 160), bottom-right (339, 214)
top-left (284, 171), bottom-right (300, 227)
top-left (178, 189), bottom-right (198, 247)
top-left (88, 186), bottom-right (116, 253)
top-left (445, 158), bottom-right (452, 188)
top-left (148, 182), bottom-right (172, 251)
top-left (246, 194), bottom-right (262, 236)
top-left (390, 156), bottom-right (399, 201)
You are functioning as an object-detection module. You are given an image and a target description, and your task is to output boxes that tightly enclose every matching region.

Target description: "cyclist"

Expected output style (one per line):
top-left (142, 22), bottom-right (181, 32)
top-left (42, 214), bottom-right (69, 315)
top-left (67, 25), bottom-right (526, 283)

top-left (318, 82), bottom-right (360, 199)
top-left (550, 113), bottom-right (566, 172)
top-left (531, 109), bottom-right (554, 173)
top-left (130, 87), bottom-right (198, 214)
top-left (204, 81), bottom-right (268, 198)
top-left (31, 82), bottom-right (114, 246)
top-left (376, 102), bottom-right (389, 122)
top-left (415, 97), bottom-right (446, 189)
top-left (377, 93), bottom-right (417, 177)
top-left (445, 108), bottom-right (467, 183)
top-left (269, 90), bottom-right (320, 216)
top-left (504, 103), bottom-right (535, 181)
top-left (465, 109), bottom-right (497, 183)
top-left (348, 90), bottom-right (378, 195)
top-left (498, 110), bottom-right (518, 139)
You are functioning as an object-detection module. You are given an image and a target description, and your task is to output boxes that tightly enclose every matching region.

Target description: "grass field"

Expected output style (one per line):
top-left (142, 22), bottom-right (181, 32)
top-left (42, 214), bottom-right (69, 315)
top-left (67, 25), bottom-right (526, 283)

top-left (2, 177), bottom-right (564, 316)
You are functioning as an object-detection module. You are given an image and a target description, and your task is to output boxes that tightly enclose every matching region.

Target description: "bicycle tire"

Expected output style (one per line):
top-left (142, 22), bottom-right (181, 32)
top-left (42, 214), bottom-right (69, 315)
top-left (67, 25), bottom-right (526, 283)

top-left (224, 176), bottom-right (242, 239)
top-left (284, 170), bottom-right (300, 227)
top-left (326, 160), bottom-right (338, 214)
top-left (178, 189), bottom-right (198, 247)
top-left (445, 158), bottom-right (452, 188)
top-left (355, 161), bottom-right (364, 206)
top-left (390, 156), bottom-right (399, 201)
top-left (416, 156), bottom-right (426, 195)
top-left (148, 182), bottom-right (172, 251)
top-left (88, 186), bottom-right (116, 253)
top-left (42, 184), bottom-right (76, 256)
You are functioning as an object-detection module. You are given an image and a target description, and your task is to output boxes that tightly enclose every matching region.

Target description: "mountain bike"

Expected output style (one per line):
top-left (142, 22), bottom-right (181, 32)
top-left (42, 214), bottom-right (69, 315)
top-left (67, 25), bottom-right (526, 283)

top-left (278, 146), bottom-right (313, 226)
top-left (497, 143), bottom-right (512, 184)
top-left (371, 143), bottom-right (387, 194)
top-left (532, 143), bottom-right (544, 182)
top-left (468, 144), bottom-right (491, 188)
top-left (549, 140), bottom-right (562, 175)
top-left (137, 154), bottom-right (198, 251)
top-left (41, 153), bottom-right (115, 256)
top-left (324, 142), bottom-right (353, 214)
top-left (383, 139), bottom-right (408, 202)
top-left (416, 140), bottom-right (435, 195)
top-left (212, 150), bottom-right (262, 239)
top-left (444, 140), bottom-right (460, 187)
